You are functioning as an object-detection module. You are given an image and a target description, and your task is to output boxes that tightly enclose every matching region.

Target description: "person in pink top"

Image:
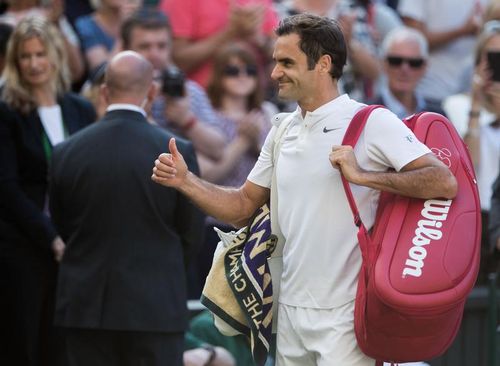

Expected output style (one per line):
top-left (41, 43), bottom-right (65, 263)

top-left (159, 0), bottom-right (278, 88)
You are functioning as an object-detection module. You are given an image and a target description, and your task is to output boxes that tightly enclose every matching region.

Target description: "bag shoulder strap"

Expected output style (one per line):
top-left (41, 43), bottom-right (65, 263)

top-left (270, 112), bottom-right (296, 250)
top-left (341, 105), bottom-right (384, 227)
top-left (271, 112), bottom-right (296, 159)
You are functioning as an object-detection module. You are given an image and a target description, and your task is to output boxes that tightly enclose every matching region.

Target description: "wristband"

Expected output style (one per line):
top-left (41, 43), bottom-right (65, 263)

top-left (468, 110), bottom-right (480, 118)
top-left (466, 127), bottom-right (480, 137)
top-left (182, 116), bottom-right (197, 132)
top-left (202, 345), bottom-right (216, 366)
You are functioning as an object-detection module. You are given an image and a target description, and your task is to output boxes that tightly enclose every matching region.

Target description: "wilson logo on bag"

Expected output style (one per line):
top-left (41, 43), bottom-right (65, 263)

top-left (403, 198), bottom-right (451, 278)
top-left (341, 106), bottom-right (481, 364)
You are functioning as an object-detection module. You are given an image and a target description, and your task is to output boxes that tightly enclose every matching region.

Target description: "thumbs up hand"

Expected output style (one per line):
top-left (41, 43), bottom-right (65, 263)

top-left (152, 138), bottom-right (188, 188)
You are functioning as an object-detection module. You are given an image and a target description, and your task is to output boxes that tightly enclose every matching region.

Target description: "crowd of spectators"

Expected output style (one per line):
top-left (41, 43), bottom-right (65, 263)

top-left (0, 0), bottom-right (499, 365)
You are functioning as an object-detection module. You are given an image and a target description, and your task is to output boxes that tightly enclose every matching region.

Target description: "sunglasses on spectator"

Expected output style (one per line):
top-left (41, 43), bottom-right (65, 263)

top-left (386, 56), bottom-right (425, 68)
top-left (223, 64), bottom-right (258, 77)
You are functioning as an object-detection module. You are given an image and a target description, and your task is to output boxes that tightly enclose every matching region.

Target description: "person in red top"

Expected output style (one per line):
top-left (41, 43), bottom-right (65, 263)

top-left (159, 0), bottom-right (278, 88)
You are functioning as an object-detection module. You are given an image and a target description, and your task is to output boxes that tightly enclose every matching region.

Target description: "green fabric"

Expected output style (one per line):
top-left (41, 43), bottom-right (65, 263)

top-left (187, 310), bottom-right (256, 366)
top-left (41, 131), bottom-right (52, 163)
top-left (184, 332), bottom-right (204, 350)
top-left (40, 117), bottom-right (69, 163)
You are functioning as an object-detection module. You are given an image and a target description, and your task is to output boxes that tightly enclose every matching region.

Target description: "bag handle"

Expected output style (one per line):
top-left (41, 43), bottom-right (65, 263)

top-left (340, 105), bottom-right (384, 228)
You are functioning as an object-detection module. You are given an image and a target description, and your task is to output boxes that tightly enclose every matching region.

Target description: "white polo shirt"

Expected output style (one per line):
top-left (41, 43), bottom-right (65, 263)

top-left (248, 94), bottom-right (430, 309)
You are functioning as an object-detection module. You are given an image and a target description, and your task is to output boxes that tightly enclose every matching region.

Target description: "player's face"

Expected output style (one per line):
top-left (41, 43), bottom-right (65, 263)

top-left (270, 33), bottom-right (318, 104)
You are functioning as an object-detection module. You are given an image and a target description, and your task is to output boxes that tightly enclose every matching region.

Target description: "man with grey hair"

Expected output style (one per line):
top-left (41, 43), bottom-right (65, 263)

top-left (372, 26), bottom-right (446, 118)
top-left (49, 50), bottom-right (203, 366)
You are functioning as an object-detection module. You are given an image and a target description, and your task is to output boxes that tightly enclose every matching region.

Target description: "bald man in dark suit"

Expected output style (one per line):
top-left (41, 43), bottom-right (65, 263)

top-left (49, 51), bottom-right (204, 366)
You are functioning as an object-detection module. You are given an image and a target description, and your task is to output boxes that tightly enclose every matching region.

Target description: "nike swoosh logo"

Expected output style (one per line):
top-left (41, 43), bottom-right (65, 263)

top-left (323, 126), bottom-right (341, 133)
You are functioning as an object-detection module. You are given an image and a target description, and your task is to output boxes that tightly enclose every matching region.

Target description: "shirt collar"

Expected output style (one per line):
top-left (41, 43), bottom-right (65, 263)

top-left (106, 103), bottom-right (147, 117)
top-left (380, 82), bottom-right (425, 119)
top-left (298, 94), bottom-right (351, 121)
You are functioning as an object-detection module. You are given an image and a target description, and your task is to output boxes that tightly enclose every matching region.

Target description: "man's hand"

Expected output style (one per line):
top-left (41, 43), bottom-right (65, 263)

top-left (460, 11), bottom-right (481, 37)
top-left (119, 0), bottom-right (142, 20)
top-left (183, 346), bottom-right (235, 366)
top-left (486, 81), bottom-right (500, 101)
top-left (51, 236), bottom-right (65, 262)
top-left (41, 0), bottom-right (64, 23)
top-left (338, 13), bottom-right (355, 43)
top-left (152, 138), bottom-right (188, 188)
top-left (164, 96), bottom-right (192, 129)
top-left (183, 348), bottom-right (213, 366)
top-left (329, 145), bottom-right (364, 184)
top-left (238, 109), bottom-right (264, 151)
top-left (227, 3), bottom-right (265, 40)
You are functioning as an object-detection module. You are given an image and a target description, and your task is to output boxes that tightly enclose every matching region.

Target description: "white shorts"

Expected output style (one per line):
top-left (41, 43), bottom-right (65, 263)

top-left (276, 301), bottom-right (375, 366)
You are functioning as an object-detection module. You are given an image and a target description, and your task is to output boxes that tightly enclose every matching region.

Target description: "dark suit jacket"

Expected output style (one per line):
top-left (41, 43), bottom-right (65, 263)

top-left (0, 93), bottom-right (96, 256)
top-left (49, 109), bottom-right (204, 333)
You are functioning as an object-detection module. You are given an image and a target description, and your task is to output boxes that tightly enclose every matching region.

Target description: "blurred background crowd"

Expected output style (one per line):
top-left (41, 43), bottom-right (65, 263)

top-left (0, 0), bottom-right (499, 365)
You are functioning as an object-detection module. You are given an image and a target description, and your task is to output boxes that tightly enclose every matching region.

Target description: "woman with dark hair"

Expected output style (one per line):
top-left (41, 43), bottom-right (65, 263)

top-left (0, 15), bottom-right (96, 365)
top-left (190, 43), bottom-right (277, 297)
top-left (203, 43), bottom-right (276, 184)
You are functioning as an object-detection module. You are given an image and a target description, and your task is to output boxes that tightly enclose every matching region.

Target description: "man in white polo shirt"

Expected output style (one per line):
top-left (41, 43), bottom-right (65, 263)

top-left (152, 13), bottom-right (458, 366)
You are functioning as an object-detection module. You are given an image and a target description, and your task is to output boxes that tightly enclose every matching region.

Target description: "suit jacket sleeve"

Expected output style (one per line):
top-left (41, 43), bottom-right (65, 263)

top-left (173, 140), bottom-right (205, 264)
top-left (0, 103), bottom-right (58, 249)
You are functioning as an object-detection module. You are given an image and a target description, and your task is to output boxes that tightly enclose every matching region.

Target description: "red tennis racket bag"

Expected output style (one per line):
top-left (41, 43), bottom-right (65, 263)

top-left (341, 106), bottom-right (481, 364)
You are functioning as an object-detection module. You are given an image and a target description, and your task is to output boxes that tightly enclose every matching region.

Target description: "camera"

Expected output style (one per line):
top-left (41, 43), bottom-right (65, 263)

top-left (162, 66), bottom-right (185, 97)
top-left (487, 51), bottom-right (500, 82)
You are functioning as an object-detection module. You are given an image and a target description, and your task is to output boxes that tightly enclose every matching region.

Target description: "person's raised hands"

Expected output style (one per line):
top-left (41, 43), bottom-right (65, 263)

top-left (227, 2), bottom-right (265, 40)
top-left (164, 96), bottom-right (193, 130)
top-left (119, 0), bottom-right (142, 20)
top-left (471, 57), bottom-right (492, 104)
top-left (238, 109), bottom-right (264, 151)
top-left (461, 10), bottom-right (482, 37)
top-left (338, 12), bottom-right (355, 43)
top-left (41, 0), bottom-right (64, 24)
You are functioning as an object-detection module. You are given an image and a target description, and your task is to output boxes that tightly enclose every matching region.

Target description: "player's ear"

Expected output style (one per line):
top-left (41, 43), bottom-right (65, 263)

top-left (317, 54), bottom-right (333, 75)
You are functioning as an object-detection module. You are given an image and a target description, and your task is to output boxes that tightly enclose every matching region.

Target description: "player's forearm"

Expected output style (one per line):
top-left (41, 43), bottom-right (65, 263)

top-left (354, 166), bottom-right (457, 200)
top-left (179, 171), bottom-right (254, 226)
